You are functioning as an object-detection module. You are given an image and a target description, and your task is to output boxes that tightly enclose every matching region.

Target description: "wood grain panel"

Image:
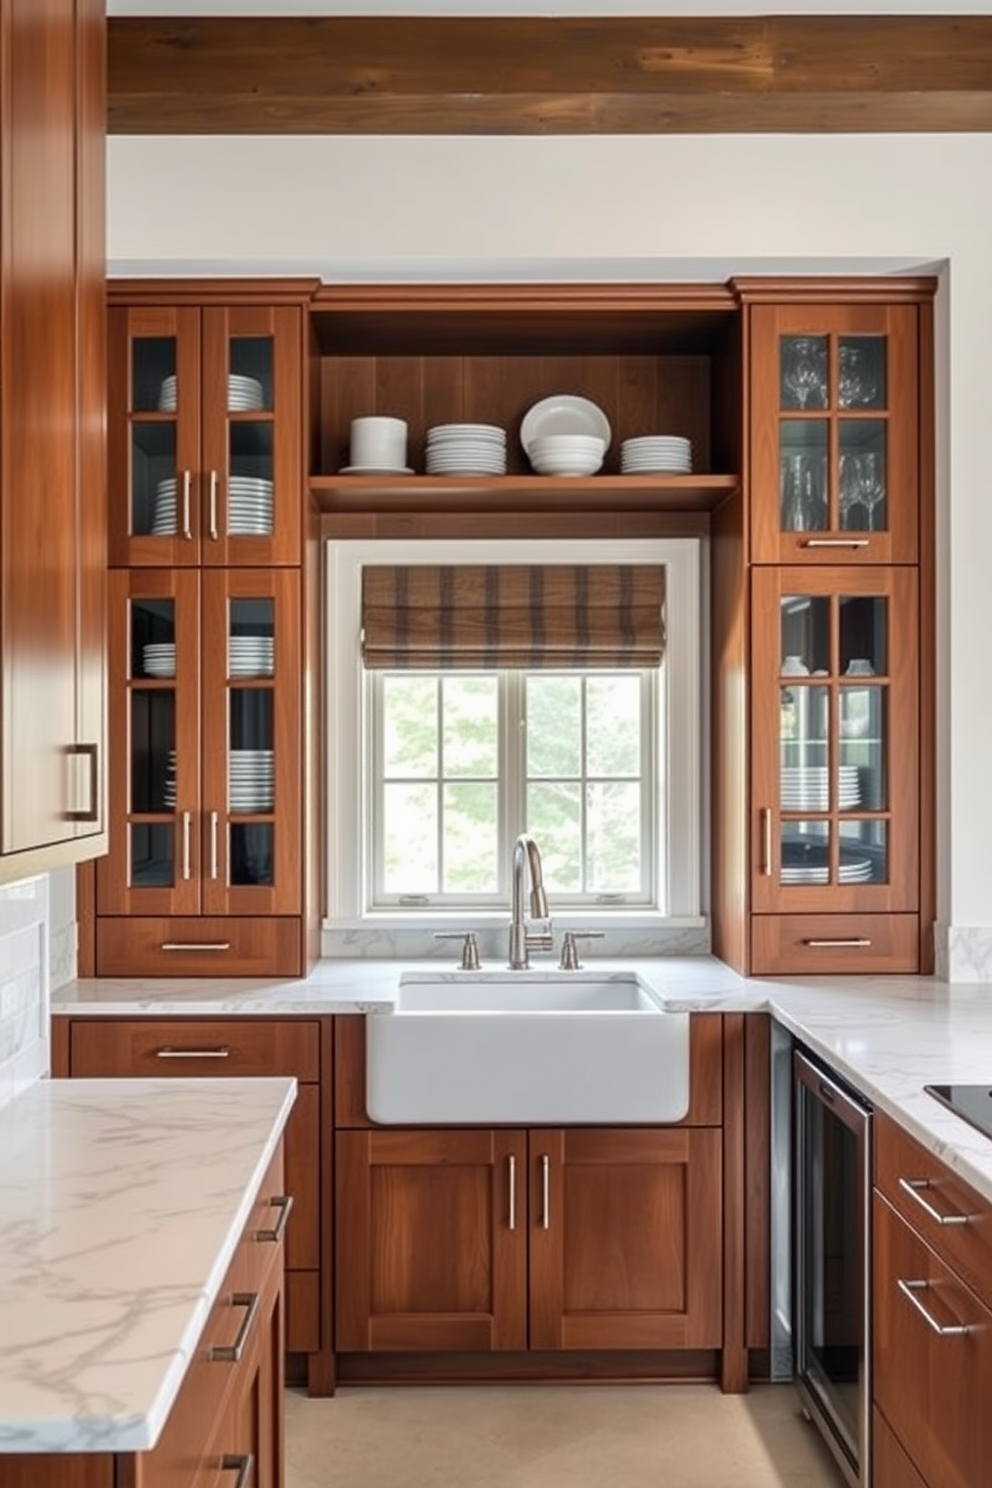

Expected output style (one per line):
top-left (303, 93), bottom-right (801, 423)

top-left (336, 1347), bottom-right (718, 1385)
top-left (721, 1012), bottom-right (747, 1392)
top-left (750, 914), bottom-right (920, 975)
top-left (872, 1405), bottom-right (929, 1488)
top-left (286, 1270), bottom-right (320, 1356)
top-left (68, 1016), bottom-right (320, 1082)
top-left (108, 17), bottom-right (992, 135)
top-left (94, 915), bottom-right (302, 977)
top-left (744, 1013), bottom-right (771, 1351)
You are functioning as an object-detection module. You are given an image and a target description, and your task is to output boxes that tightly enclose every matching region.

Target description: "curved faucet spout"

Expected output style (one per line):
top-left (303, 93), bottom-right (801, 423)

top-left (509, 833), bottom-right (553, 969)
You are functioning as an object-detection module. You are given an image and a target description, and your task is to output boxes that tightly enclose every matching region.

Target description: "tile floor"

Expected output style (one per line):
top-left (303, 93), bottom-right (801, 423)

top-left (285, 1382), bottom-right (846, 1487)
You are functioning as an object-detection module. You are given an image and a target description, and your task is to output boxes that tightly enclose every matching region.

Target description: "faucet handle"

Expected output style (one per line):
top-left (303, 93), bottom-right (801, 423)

top-left (558, 930), bottom-right (605, 970)
top-left (434, 931), bottom-right (481, 970)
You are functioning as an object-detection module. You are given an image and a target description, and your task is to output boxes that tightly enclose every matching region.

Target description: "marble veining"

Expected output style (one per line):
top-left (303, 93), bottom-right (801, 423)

top-left (0, 876), bottom-right (49, 1112)
top-left (934, 922), bottom-right (992, 983)
top-left (0, 1076), bottom-right (295, 1453)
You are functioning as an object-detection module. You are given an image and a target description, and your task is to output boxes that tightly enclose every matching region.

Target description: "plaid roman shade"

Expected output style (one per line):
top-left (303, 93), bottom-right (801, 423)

top-left (361, 565), bottom-right (666, 669)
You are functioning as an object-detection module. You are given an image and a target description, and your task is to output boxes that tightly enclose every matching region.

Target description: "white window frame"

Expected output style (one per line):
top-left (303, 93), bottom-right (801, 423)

top-left (324, 537), bottom-right (706, 930)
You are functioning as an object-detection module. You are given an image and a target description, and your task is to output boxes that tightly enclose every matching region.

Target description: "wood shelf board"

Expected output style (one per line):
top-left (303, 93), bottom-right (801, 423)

top-left (310, 473), bottom-right (737, 514)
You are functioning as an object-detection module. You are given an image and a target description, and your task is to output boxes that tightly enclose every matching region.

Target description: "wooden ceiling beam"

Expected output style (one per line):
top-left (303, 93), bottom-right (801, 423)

top-left (108, 15), bottom-right (992, 135)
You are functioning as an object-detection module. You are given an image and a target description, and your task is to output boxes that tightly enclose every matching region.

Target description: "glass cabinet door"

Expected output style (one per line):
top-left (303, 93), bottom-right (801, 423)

top-left (750, 304), bottom-right (920, 565)
top-left (108, 306), bottom-right (202, 567)
top-left (751, 567), bottom-right (919, 914)
top-left (200, 307), bottom-right (303, 567)
top-left (97, 570), bottom-right (201, 916)
top-left (200, 569), bottom-right (302, 915)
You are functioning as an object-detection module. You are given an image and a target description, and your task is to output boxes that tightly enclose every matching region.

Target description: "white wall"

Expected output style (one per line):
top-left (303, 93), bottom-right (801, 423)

top-left (109, 131), bottom-right (992, 972)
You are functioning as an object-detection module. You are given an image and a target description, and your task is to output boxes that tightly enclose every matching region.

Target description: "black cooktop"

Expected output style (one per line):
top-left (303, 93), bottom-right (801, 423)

top-left (926, 1084), bottom-right (992, 1141)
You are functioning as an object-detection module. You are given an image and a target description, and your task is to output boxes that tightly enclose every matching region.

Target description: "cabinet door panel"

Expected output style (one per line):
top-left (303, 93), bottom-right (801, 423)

top-left (335, 1128), bottom-right (527, 1353)
top-left (873, 1194), bottom-right (992, 1488)
top-left (529, 1128), bottom-right (723, 1350)
top-left (872, 1407), bottom-right (929, 1488)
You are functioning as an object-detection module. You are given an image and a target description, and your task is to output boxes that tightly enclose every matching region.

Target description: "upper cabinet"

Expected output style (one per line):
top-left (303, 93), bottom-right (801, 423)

top-left (748, 303), bottom-right (921, 565)
top-left (0, 0), bottom-right (107, 876)
top-left (108, 302), bottom-right (304, 568)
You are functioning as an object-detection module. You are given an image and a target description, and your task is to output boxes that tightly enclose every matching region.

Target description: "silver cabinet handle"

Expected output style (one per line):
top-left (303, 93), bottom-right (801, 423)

top-left (181, 469), bottom-right (193, 540)
top-left (256, 1194), bottom-right (294, 1244)
top-left (156, 1046), bottom-right (230, 1059)
top-left (210, 809), bottom-right (220, 880)
top-left (66, 742), bottom-right (100, 823)
top-left (541, 1154), bottom-right (550, 1231)
top-left (220, 1456), bottom-right (254, 1488)
top-left (209, 1291), bottom-right (260, 1362)
top-left (209, 469), bottom-right (220, 541)
top-left (181, 810), bottom-right (192, 879)
top-left (804, 938), bottom-right (873, 948)
top-left (897, 1278), bottom-right (971, 1336)
top-left (161, 941), bottom-right (233, 953)
top-left (899, 1176), bottom-right (971, 1227)
top-left (507, 1155), bottom-right (516, 1232)
top-left (801, 538), bottom-right (870, 549)
top-left (760, 807), bottom-right (773, 877)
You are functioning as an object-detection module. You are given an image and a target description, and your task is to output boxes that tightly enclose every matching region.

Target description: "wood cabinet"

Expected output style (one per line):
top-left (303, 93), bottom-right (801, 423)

top-left (873, 1111), bottom-right (992, 1488)
top-left (57, 1016), bottom-right (332, 1395)
top-left (3, 1142), bottom-right (286, 1488)
top-left (0, 0), bottom-right (107, 880)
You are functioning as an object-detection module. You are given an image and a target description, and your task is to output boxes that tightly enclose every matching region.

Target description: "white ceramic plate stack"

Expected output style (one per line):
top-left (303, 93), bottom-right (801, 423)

top-left (781, 837), bottom-right (874, 885)
top-left (229, 635), bottom-right (275, 677)
top-left (163, 750), bottom-right (177, 811)
top-left (620, 435), bottom-right (693, 475)
top-left (520, 394), bottom-right (611, 476)
top-left (157, 374), bottom-right (265, 414)
top-left (151, 476), bottom-right (178, 536)
top-left (143, 642), bottom-right (176, 678)
top-left (781, 765), bottom-right (860, 812)
top-left (229, 749), bottom-right (274, 813)
top-left (228, 476), bottom-right (273, 536)
top-left (425, 423), bottom-right (507, 476)
top-left (527, 433), bottom-right (605, 476)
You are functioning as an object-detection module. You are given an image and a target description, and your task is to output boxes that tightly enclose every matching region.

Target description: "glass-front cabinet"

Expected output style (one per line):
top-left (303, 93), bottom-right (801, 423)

top-left (750, 566), bottom-right (919, 916)
top-left (98, 568), bottom-right (302, 920)
top-left (108, 303), bottom-right (302, 567)
top-left (748, 304), bottom-right (920, 565)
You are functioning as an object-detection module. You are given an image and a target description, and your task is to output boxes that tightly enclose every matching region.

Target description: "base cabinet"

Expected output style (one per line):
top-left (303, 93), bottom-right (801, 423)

top-left (873, 1113), bottom-right (992, 1488)
top-left (335, 1124), bottom-right (722, 1356)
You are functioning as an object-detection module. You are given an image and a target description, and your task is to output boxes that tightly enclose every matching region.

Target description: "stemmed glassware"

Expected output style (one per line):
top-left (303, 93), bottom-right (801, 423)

top-left (838, 344), bottom-right (878, 409)
top-left (781, 338), bottom-right (828, 410)
top-left (839, 451), bottom-right (886, 529)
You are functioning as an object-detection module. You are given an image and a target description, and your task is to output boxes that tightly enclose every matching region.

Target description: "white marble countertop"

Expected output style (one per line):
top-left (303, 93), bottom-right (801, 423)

top-left (51, 956), bottom-right (992, 1206)
top-left (0, 1075), bottom-right (296, 1455)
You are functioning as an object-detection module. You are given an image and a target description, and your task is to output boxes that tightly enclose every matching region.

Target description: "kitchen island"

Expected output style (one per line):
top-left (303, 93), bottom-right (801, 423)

top-left (0, 1075), bottom-right (295, 1476)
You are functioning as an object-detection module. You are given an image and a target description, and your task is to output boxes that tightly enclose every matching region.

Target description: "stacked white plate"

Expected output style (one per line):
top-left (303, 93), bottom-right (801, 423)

top-left (157, 374), bottom-right (265, 413)
top-left (425, 423), bottom-right (507, 476)
top-left (151, 476), bottom-right (178, 536)
top-left (781, 765), bottom-right (860, 811)
top-left (229, 749), bottom-right (274, 813)
top-left (528, 433), bottom-right (605, 476)
top-left (229, 636), bottom-right (275, 677)
top-left (229, 476), bottom-right (273, 536)
top-left (621, 435), bottom-right (693, 475)
top-left (143, 642), bottom-right (176, 678)
top-left (163, 750), bottom-right (177, 810)
top-left (781, 838), bottom-right (874, 885)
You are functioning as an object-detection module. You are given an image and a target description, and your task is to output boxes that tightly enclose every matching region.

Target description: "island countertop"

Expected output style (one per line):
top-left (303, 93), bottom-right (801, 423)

top-left (0, 1075), bottom-right (296, 1454)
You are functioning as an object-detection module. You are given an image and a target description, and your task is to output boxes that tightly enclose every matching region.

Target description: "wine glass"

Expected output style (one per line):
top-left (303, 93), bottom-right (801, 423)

top-left (781, 452), bottom-right (827, 531)
top-left (781, 338), bottom-right (828, 410)
top-left (838, 344), bottom-right (878, 409)
top-left (854, 451), bottom-right (886, 530)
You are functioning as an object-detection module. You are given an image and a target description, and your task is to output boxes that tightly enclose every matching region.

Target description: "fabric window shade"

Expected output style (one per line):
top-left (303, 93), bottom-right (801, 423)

top-left (361, 565), bottom-right (666, 669)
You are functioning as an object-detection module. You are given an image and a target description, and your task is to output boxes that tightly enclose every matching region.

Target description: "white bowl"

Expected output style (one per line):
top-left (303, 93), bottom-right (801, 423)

top-left (530, 453), bottom-right (604, 477)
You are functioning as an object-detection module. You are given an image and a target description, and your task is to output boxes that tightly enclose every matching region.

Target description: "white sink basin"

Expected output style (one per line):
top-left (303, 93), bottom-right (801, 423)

top-left (366, 970), bottom-right (689, 1125)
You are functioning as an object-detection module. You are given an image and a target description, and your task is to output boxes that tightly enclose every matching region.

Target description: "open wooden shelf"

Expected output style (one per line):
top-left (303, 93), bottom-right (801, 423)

top-left (310, 472), bottom-right (739, 515)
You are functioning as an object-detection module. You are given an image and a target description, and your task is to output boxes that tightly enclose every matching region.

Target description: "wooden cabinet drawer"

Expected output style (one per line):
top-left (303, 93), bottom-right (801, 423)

top-left (69, 1017), bottom-right (320, 1082)
top-left (750, 914), bottom-right (919, 974)
top-left (873, 1406), bottom-right (929, 1488)
top-left (873, 1193), bottom-right (992, 1488)
top-left (875, 1110), bottom-right (992, 1308)
top-left (96, 917), bottom-right (302, 978)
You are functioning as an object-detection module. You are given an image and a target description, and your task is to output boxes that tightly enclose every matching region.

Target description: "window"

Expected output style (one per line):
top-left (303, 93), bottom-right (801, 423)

top-left (325, 538), bottom-right (704, 928)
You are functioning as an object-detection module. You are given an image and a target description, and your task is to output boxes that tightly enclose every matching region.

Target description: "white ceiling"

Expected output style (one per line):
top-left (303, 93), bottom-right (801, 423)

top-left (106, 1), bottom-right (992, 15)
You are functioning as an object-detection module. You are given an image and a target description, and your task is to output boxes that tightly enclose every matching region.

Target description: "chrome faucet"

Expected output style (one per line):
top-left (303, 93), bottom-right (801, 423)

top-left (508, 833), bottom-right (553, 969)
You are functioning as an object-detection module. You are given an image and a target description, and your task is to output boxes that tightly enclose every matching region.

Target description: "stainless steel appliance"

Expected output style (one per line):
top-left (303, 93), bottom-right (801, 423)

top-left (794, 1049), bottom-right (872, 1488)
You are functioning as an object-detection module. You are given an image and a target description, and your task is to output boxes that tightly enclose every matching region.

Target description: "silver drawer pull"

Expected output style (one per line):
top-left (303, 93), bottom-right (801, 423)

top-left (161, 941), bottom-right (233, 952)
top-left (508, 1155), bottom-right (516, 1232)
top-left (182, 810), bottom-right (192, 880)
top-left (256, 1193), bottom-right (294, 1244)
top-left (156, 1046), bottom-right (230, 1060)
top-left (897, 1278), bottom-right (971, 1336)
top-left (803, 938), bottom-right (873, 948)
top-left (209, 469), bottom-right (220, 541)
top-left (210, 1292), bottom-right (260, 1362)
top-left (899, 1176), bottom-right (971, 1227)
top-left (181, 469), bottom-right (193, 541)
top-left (541, 1154), bottom-right (551, 1231)
top-left (760, 807), bottom-right (772, 877)
top-left (801, 538), bottom-right (871, 549)
top-left (221, 1455), bottom-right (254, 1488)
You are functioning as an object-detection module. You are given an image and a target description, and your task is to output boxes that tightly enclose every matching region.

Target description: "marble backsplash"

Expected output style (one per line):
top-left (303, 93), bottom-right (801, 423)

top-left (0, 876), bottom-right (50, 1110)
top-left (322, 920), bottom-right (711, 961)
